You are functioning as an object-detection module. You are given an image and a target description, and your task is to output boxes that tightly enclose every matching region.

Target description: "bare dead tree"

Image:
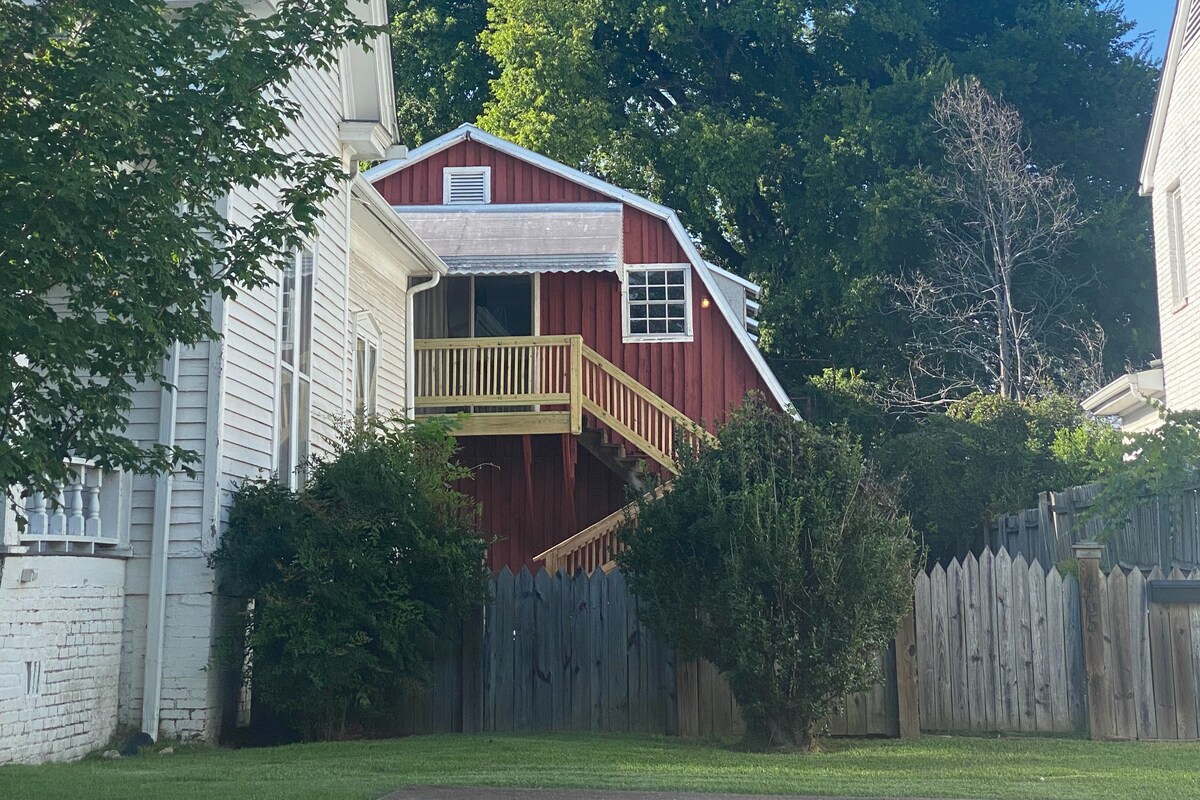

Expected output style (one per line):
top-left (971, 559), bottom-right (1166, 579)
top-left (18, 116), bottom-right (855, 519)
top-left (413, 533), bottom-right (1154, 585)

top-left (893, 78), bottom-right (1088, 407)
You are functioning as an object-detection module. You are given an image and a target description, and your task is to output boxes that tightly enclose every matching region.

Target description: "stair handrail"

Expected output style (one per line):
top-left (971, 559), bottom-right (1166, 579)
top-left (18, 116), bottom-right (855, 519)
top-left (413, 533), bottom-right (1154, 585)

top-left (535, 483), bottom-right (671, 575)
top-left (578, 343), bottom-right (716, 473)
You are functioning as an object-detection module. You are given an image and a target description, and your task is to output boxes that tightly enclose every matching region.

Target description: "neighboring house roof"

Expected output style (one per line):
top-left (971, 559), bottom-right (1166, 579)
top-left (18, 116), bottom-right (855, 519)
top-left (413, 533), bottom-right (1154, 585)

top-left (1081, 364), bottom-right (1165, 432)
top-left (350, 174), bottom-right (447, 276)
top-left (1141, 0), bottom-right (1197, 195)
top-left (363, 124), bottom-right (793, 412)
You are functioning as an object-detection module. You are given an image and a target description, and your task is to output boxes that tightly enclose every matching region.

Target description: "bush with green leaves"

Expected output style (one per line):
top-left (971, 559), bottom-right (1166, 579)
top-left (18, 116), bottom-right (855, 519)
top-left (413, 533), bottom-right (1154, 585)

top-left (210, 417), bottom-right (488, 741)
top-left (1085, 406), bottom-right (1200, 539)
top-left (616, 400), bottom-right (920, 750)
top-left (872, 393), bottom-right (1119, 559)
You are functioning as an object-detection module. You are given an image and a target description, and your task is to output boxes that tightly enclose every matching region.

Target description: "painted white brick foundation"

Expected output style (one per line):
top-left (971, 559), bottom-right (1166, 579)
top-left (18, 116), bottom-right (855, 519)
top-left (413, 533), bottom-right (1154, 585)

top-left (0, 555), bottom-right (126, 765)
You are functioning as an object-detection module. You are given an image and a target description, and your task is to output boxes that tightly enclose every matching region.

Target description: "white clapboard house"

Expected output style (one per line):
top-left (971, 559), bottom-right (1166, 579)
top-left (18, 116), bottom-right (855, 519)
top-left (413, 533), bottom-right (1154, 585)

top-left (0, 1), bottom-right (447, 764)
top-left (1086, 0), bottom-right (1200, 427)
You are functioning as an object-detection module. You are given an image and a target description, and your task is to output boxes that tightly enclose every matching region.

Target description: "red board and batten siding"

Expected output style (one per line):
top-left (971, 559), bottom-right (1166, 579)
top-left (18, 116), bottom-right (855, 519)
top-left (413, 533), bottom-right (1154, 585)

top-left (374, 142), bottom-right (776, 425)
top-left (456, 436), bottom-right (628, 572)
top-left (373, 141), bottom-right (606, 206)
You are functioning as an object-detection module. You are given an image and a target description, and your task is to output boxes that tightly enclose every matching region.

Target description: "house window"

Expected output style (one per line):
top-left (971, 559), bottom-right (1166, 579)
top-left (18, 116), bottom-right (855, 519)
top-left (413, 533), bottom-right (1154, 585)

top-left (443, 167), bottom-right (491, 205)
top-left (624, 265), bottom-right (691, 340)
top-left (277, 248), bottom-right (315, 488)
top-left (1167, 184), bottom-right (1187, 306)
top-left (354, 314), bottom-right (379, 420)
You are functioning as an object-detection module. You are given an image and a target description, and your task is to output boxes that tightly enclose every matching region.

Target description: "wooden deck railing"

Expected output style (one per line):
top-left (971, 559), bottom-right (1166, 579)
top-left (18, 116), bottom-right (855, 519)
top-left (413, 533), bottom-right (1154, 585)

top-left (414, 335), bottom-right (582, 436)
top-left (414, 335), bottom-right (713, 471)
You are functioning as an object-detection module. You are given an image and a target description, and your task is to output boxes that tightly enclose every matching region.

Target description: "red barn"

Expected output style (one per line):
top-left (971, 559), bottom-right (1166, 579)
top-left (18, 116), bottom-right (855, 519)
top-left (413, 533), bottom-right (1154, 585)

top-left (366, 125), bottom-right (791, 572)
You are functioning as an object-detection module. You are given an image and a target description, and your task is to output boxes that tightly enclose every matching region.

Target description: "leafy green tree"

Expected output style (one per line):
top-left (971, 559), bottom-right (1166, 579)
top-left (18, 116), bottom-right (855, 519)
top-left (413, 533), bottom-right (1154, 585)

top-left (391, 0), bottom-right (494, 146)
top-left (874, 393), bottom-right (1119, 558)
top-left (617, 400), bottom-right (919, 750)
top-left (211, 417), bottom-right (489, 741)
top-left (389, 0), bottom-right (1158, 391)
top-left (0, 0), bottom-right (371, 501)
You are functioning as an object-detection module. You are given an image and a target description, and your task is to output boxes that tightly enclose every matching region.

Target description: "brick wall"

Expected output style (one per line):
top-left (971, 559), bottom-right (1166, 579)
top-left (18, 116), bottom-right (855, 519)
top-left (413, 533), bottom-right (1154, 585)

top-left (0, 555), bottom-right (126, 765)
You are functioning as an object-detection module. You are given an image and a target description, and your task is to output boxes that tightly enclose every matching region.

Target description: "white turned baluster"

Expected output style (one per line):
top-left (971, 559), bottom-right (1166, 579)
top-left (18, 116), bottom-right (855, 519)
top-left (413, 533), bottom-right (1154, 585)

top-left (29, 491), bottom-right (47, 536)
top-left (67, 468), bottom-right (85, 536)
top-left (85, 467), bottom-right (103, 538)
top-left (50, 482), bottom-right (66, 535)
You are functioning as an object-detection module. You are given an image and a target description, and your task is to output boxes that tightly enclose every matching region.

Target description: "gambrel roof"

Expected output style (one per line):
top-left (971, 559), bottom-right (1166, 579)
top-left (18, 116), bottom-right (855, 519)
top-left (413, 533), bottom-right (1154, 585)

top-left (364, 124), bottom-right (793, 411)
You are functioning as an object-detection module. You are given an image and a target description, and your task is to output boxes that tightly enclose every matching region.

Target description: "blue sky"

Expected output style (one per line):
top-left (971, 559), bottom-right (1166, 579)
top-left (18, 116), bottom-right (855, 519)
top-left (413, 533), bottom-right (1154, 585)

top-left (1123, 0), bottom-right (1176, 62)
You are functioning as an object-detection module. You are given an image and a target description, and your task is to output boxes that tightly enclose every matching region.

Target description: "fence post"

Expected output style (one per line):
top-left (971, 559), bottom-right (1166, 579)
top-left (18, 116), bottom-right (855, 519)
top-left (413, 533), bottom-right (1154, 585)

top-left (1074, 542), bottom-right (1112, 740)
top-left (895, 607), bottom-right (920, 738)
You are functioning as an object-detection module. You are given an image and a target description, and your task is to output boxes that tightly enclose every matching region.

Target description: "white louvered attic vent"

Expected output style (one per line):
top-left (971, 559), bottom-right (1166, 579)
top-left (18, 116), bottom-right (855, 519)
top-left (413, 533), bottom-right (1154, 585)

top-left (443, 167), bottom-right (491, 205)
top-left (1186, 2), bottom-right (1200, 50)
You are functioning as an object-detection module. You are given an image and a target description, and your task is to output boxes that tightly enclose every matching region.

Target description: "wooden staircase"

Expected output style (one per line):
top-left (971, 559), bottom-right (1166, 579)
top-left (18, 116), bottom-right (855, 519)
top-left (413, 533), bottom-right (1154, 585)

top-left (577, 425), bottom-right (649, 493)
top-left (413, 334), bottom-right (714, 572)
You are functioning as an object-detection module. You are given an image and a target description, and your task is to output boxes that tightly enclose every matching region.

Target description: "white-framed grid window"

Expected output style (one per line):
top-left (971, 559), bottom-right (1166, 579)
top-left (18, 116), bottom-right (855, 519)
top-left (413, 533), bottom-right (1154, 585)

top-left (353, 312), bottom-right (380, 420)
top-left (1167, 183), bottom-right (1188, 307)
top-left (443, 166), bottom-right (492, 205)
top-left (277, 247), bottom-right (315, 488)
top-left (623, 264), bottom-right (692, 342)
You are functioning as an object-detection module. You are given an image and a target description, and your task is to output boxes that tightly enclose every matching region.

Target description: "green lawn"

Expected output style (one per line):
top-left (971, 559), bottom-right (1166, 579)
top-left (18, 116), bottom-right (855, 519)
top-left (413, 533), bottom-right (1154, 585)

top-left (2, 733), bottom-right (1198, 800)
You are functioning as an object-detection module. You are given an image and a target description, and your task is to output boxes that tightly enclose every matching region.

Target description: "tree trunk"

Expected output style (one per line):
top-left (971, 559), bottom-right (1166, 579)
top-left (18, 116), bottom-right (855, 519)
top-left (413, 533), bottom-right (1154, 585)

top-left (744, 712), bottom-right (819, 751)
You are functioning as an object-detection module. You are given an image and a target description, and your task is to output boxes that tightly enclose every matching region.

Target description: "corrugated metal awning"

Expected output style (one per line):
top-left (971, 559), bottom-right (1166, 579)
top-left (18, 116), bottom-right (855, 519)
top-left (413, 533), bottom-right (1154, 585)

top-left (394, 203), bottom-right (623, 274)
top-left (443, 253), bottom-right (618, 275)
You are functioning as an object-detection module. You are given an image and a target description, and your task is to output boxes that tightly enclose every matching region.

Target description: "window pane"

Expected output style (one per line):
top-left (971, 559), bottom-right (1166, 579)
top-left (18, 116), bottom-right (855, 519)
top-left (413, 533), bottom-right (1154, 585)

top-left (297, 377), bottom-right (311, 486)
top-left (667, 286), bottom-right (685, 300)
top-left (366, 344), bottom-right (377, 416)
top-left (667, 303), bottom-right (686, 318)
top-left (280, 260), bottom-right (296, 367)
top-left (648, 286), bottom-right (666, 301)
top-left (298, 251), bottom-right (314, 375)
top-left (630, 319), bottom-right (648, 334)
top-left (630, 305), bottom-right (647, 319)
top-left (354, 338), bottom-right (366, 418)
top-left (276, 366), bottom-right (293, 482)
top-left (649, 270), bottom-right (666, 284)
top-left (629, 286), bottom-right (647, 301)
top-left (649, 319), bottom-right (666, 333)
top-left (629, 271), bottom-right (647, 286)
top-left (667, 318), bottom-right (685, 333)
top-left (667, 270), bottom-right (685, 285)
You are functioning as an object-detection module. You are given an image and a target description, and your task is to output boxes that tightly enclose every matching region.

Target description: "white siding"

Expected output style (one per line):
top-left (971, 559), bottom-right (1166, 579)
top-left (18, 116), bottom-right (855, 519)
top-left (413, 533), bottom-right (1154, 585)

top-left (348, 222), bottom-right (417, 415)
top-left (1154, 38), bottom-right (1200, 411)
top-left (118, 58), bottom-right (359, 743)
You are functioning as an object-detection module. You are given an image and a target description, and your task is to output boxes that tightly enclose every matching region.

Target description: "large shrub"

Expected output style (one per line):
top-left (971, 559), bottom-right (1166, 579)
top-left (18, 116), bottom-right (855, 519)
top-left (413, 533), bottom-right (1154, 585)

top-left (210, 417), bottom-right (488, 740)
top-left (874, 393), bottom-right (1118, 558)
top-left (616, 400), bottom-right (920, 750)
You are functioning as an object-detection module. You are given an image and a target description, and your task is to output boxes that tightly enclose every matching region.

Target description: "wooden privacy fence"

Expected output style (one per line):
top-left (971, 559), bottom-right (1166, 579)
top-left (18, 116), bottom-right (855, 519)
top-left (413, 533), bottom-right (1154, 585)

top-left (914, 549), bottom-right (1086, 734)
top-left (1074, 544), bottom-right (1200, 740)
top-left (401, 566), bottom-right (901, 738)
top-left (391, 547), bottom-right (1200, 741)
top-left (985, 482), bottom-right (1200, 572)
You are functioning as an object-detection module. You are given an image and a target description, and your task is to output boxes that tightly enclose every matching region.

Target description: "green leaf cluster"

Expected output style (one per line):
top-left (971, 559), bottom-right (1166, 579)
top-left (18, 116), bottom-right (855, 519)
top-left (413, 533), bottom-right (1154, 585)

top-left (1, 0), bottom-right (374, 498)
top-left (871, 393), bottom-right (1119, 559)
top-left (616, 399), bottom-right (920, 749)
top-left (210, 417), bottom-right (489, 741)
top-left (1085, 406), bottom-right (1200, 541)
